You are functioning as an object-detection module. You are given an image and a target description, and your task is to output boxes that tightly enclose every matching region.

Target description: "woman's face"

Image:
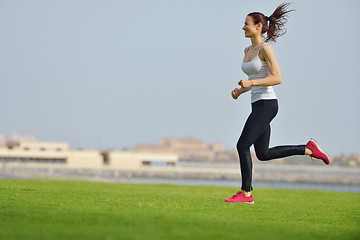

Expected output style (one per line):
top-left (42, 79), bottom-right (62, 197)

top-left (242, 16), bottom-right (259, 38)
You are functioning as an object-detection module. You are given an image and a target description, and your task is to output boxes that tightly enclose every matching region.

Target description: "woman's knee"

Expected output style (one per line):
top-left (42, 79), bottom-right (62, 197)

top-left (237, 136), bottom-right (252, 153)
top-left (256, 151), bottom-right (271, 161)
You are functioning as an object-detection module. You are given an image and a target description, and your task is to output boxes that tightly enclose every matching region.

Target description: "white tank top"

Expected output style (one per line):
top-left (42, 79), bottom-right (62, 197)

top-left (241, 44), bottom-right (277, 103)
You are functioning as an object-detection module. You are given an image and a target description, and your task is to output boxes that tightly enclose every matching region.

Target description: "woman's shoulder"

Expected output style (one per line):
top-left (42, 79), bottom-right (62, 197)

top-left (261, 43), bottom-right (273, 51)
top-left (260, 43), bottom-right (275, 57)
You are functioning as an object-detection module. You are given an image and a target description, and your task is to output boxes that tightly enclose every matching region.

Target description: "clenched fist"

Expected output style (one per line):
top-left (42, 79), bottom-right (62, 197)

top-left (231, 88), bottom-right (240, 99)
top-left (238, 79), bottom-right (253, 88)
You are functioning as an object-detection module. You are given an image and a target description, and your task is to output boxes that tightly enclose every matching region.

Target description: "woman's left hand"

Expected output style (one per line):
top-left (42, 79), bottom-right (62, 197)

top-left (238, 79), bottom-right (253, 88)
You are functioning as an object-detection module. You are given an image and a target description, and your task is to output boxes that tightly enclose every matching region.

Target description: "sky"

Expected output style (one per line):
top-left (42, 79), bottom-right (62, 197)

top-left (0, 0), bottom-right (359, 155)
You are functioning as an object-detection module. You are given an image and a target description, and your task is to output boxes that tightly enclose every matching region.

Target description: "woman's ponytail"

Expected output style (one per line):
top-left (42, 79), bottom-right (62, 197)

top-left (248, 3), bottom-right (294, 42)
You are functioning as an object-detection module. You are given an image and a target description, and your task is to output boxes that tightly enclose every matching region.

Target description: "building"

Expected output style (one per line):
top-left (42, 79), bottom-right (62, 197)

top-left (103, 151), bottom-right (178, 168)
top-left (1, 140), bottom-right (69, 164)
top-left (134, 136), bottom-right (223, 161)
top-left (0, 139), bottom-right (178, 169)
top-left (0, 140), bottom-right (104, 168)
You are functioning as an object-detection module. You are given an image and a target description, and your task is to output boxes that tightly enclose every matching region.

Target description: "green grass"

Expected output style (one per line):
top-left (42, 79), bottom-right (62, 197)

top-left (0, 179), bottom-right (359, 240)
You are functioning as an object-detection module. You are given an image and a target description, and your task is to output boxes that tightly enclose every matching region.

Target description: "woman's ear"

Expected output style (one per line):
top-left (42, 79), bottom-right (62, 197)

top-left (256, 22), bottom-right (262, 30)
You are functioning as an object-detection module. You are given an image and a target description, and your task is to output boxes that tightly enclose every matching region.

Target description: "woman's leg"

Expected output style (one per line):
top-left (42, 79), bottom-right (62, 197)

top-left (254, 125), bottom-right (306, 161)
top-left (237, 131), bottom-right (253, 192)
top-left (236, 100), bottom-right (278, 192)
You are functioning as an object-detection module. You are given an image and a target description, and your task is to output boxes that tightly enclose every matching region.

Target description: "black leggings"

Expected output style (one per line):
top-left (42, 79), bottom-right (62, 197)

top-left (237, 99), bottom-right (305, 192)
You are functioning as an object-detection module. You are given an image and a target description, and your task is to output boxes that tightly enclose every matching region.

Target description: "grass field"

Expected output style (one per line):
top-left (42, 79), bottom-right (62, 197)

top-left (0, 179), bottom-right (359, 240)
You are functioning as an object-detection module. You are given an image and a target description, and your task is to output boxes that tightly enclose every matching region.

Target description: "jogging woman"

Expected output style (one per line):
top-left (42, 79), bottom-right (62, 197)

top-left (224, 3), bottom-right (330, 204)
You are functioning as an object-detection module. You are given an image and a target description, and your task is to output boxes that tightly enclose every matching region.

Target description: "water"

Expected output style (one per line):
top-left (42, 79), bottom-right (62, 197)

top-left (88, 176), bottom-right (360, 193)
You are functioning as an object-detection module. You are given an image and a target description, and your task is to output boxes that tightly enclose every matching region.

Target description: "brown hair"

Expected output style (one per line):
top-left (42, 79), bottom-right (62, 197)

top-left (248, 3), bottom-right (294, 42)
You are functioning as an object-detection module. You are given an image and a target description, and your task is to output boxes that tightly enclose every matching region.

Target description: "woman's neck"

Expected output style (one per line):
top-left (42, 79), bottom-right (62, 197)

top-left (250, 35), bottom-right (265, 48)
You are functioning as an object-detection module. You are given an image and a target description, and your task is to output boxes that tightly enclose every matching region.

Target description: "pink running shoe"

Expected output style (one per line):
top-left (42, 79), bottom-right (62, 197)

top-left (224, 191), bottom-right (254, 204)
top-left (306, 138), bottom-right (330, 165)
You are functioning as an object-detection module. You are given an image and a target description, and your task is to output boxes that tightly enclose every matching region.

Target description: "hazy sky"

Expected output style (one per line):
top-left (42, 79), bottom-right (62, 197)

top-left (1, 0), bottom-right (359, 155)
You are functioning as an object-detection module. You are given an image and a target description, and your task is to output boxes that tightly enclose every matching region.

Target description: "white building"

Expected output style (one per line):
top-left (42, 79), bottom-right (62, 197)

top-left (0, 140), bottom-right (178, 169)
top-left (104, 151), bottom-right (178, 168)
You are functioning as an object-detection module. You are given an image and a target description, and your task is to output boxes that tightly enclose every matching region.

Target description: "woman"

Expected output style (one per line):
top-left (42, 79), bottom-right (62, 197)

top-left (224, 3), bottom-right (330, 204)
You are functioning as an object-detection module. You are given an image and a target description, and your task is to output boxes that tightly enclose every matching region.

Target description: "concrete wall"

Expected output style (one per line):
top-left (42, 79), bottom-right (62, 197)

top-left (107, 151), bottom-right (179, 169)
top-left (107, 152), bottom-right (140, 168)
top-left (67, 151), bottom-right (103, 168)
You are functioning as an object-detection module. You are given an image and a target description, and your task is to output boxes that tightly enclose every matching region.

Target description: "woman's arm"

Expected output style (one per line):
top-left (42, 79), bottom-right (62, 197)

top-left (239, 44), bottom-right (282, 88)
top-left (253, 44), bottom-right (281, 86)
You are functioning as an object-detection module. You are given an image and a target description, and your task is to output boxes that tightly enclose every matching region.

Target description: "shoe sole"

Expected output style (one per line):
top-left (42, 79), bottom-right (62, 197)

top-left (224, 200), bottom-right (255, 204)
top-left (310, 138), bottom-right (330, 165)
